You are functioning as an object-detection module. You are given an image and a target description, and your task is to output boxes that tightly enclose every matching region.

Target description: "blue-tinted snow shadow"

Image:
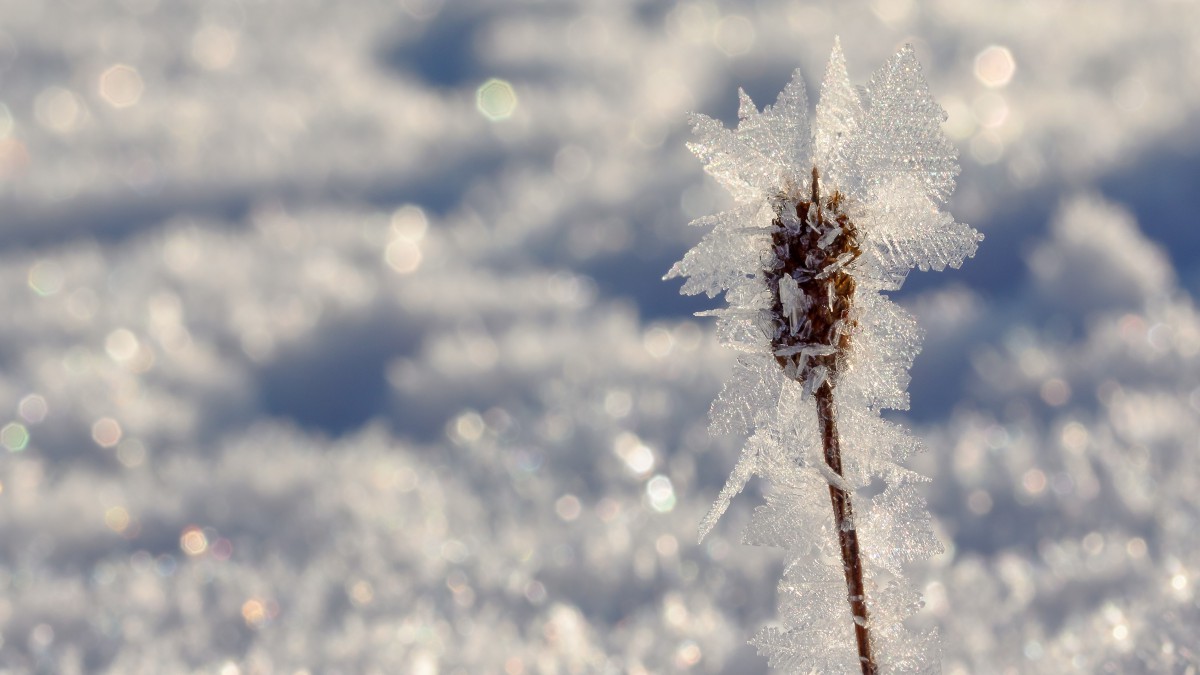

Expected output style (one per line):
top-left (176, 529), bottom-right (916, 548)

top-left (904, 140), bottom-right (1200, 422)
top-left (0, 154), bottom-right (491, 252)
top-left (593, 250), bottom-right (715, 320)
top-left (375, 3), bottom-right (588, 89)
top-left (255, 301), bottom-right (421, 437)
top-left (1095, 141), bottom-right (1200, 297)
top-left (376, 9), bottom-right (484, 88)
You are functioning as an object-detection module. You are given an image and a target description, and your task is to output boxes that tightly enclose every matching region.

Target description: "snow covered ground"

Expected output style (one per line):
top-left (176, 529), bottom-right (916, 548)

top-left (1, 0), bottom-right (1199, 672)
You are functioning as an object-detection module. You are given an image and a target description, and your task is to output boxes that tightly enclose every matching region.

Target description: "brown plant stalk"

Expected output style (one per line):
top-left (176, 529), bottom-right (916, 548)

top-left (766, 167), bottom-right (875, 674)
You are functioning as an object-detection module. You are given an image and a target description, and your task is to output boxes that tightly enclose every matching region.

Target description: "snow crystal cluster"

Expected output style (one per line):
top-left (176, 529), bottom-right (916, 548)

top-left (668, 39), bottom-right (981, 672)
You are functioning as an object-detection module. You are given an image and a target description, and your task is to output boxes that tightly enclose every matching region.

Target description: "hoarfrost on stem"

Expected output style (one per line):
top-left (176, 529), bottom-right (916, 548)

top-left (667, 38), bottom-right (981, 673)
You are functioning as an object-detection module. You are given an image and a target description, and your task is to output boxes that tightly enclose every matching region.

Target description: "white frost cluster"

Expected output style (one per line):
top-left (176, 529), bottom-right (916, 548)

top-left (668, 39), bottom-right (981, 672)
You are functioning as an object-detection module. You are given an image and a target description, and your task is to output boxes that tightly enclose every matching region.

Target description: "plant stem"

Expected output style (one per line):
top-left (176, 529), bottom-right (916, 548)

top-left (767, 166), bottom-right (874, 671)
top-left (816, 380), bottom-right (877, 675)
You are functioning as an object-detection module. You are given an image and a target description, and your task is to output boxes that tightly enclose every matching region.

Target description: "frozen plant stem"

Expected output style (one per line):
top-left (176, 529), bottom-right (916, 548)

top-left (670, 39), bottom-right (981, 672)
top-left (769, 167), bottom-right (875, 673)
top-left (817, 383), bottom-right (875, 674)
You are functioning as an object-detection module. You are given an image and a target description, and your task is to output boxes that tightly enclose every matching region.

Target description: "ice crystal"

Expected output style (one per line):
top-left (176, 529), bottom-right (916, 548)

top-left (667, 38), bottom-right (981, 673)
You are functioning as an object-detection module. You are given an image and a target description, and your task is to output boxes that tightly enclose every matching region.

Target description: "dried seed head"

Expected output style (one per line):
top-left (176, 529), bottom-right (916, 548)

top-left (765, 167), bottom-right (860, 387)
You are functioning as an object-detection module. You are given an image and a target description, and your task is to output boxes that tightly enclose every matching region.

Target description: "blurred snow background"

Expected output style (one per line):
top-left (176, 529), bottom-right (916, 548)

top-left (1, 0), bottom-right (1199, 673)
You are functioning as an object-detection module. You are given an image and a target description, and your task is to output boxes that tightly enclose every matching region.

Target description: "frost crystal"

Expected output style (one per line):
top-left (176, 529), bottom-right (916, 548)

top-left (667, 38), bottom-right (981, 674)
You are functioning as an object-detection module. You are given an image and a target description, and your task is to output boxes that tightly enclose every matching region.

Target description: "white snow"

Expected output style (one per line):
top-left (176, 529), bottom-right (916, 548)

top-left (1, 0), bottom-right (1199, 673)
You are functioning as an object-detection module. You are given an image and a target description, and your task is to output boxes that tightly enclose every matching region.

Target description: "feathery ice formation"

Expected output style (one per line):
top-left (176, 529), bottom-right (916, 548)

top-left (667, 39), bottom-right (982, 673)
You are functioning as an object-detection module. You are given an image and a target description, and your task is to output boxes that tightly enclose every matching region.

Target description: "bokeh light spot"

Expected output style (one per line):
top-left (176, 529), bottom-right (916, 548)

top-left (1171, 573), bottom-right (1189, 593)
top-left (647, 474), bottom-right (676, 512)
top-left (34, 87), bottom-right (83, 134)
top-left (713, 15), bottom-right (755, 57)
top-left (523, 580), bottom-right (547, 604)
top-left (504, 657), bottom-right (526, 675)
top-left (384, 206), bottom-right (429, 276)
top-left (241, 598), bottom-right (268, 628)
top-left (1126, 537), bottom-right (1147, 559)
top-left (966, 489), bottom-right (993, 515)
top-left (446, 569), bottom-right (475, 607)
top-left (385, 239), bottom-right (422, 273)
top-left (348, 580), bottom-right (375, 606)
top-left (667, 3), bottom-right (715, 44)
top-left (940, 95), bottom-right (975, 141)
top-left (674, 639), bottom-right (703, 668)
top-left (211, 537), bottom-right (234, 561)
top-left (1061, 421), bottom-right (1089, 453)
top-left (180, 526), bottom-right (209, 556)
top-left (555, 494), bottom-right (582, 521)
top-left (117, 439), bottom-right (147, 468)
top-left (969, 130), bottom-right (1003, 164)
top-left (106, 328), bottom-right (140, 362)
top-left (614, 432), bottom-right (655, 477)
top-left (1040, 378), bottom-right (1071, 406)
top-left (451, 410), bottom-right (485, 443)
top-left (29, 624), bottom-right (54, 650)
top-left (1024, 641), bottom-right (1044, 660)
top-left (974, 45), bottom-right (1016, 88)
top-left (1022, 468), bottom-right (1047, 495)
top-left (972, 93), bottom-right (1009, 129)
top-left (1, 422), bottom-right (29, 452)
top-left (644, 326), bottom-right (675, 358)
top-left (476, 78), bottom-right (518, 121)
top-left (664, 594), bottom-right (689, 627)
top-left (104, 506), bottom-right (131, 533)
top-left (67, 287), bottom-right (99, 322)
top-left (92, 417), bottom-right (123, 448)
top-left (99, 64), bottom-right (145, 108)
top-left (28, 260), bottom-right (65, 296)
top-left (391, 204), bottom-right (429, 240)
top-left (603, 390), bottom-right (632, 418)
top-left (441, 539), bottom-right (470, 564)
top-left (18, 394), bottom-right (48, 424)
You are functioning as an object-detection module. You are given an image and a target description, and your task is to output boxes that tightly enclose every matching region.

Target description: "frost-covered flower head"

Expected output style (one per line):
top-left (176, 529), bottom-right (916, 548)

top-left (668, 37), bottom-right (981, 424)
top-left (670, 37), bottom-right (979, 380)
top-left (668, 39), bottom-right (982, 672)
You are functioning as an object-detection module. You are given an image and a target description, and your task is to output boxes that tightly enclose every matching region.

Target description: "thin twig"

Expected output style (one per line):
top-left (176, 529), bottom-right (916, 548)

top-left (768, 167), bottom-right (876, 673)
top-left (816, 381), bottom-right (876, 675)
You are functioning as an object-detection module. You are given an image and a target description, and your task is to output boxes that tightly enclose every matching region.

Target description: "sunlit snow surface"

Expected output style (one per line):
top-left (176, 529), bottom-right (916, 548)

top-left (1, 1), bottom-right (1200, 673)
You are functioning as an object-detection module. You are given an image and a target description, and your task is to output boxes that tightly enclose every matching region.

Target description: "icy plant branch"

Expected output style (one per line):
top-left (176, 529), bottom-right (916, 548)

top-left (667, 39), bottom-right (981, 673)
